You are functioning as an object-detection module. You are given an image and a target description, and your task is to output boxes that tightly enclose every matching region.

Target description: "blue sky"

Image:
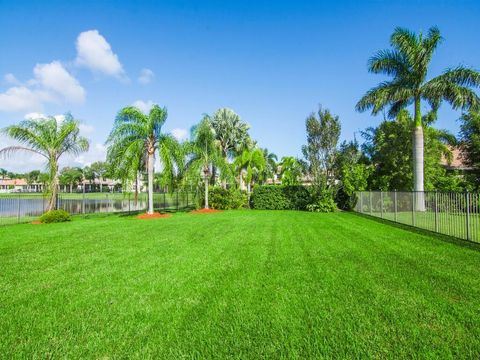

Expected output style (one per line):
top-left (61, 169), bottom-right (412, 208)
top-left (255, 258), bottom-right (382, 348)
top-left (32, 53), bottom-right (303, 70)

top-left (0, 0), bottom-right (479, 172)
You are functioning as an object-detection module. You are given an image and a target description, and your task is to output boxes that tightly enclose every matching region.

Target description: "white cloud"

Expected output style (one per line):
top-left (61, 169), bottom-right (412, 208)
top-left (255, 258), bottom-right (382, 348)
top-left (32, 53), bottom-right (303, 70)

top-left (0, 135), bottom-right (45, 172)
top-left (79, 123), bottom-right (95, 135)
top-left (4, 73), bottom-right (19, 85)
top-left (24, 112), bottom-right (47, 120)
top-left (73, 143), bottom-right (106, 166)
top-left (171, 128), bottom-right (188, 141)
top-left (132, 100), bottom-right (155, 114)
top-left (0, 86), bottom-right (45, 113)
top-left (0, 62), bottom-right (85, 113)
top-left (75, 30), bottom-right (125, 78)
top-left (138, 68), bottom-right (154, 84)
top-left (33, 61), bottom-right (85, 104)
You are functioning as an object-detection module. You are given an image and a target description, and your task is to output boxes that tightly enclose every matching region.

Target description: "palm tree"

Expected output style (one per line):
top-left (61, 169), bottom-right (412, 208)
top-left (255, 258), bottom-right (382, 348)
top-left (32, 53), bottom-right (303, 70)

top-left (106, 104), bottom-right (177, 214)
top-left (279, 156), bottom-right (303, 186)
top-left (259, 148), bottom-right (278, 184)
top-left (234, 148), bottom-right (265, 193)
top-left (186, 117), bottom-right (226, 209)
top-left (356, 26), bottom-right (480, 209)
top-left (0, 114), bottom-right (89, 210)
top-left (0, 168), bottom-right (7, 179)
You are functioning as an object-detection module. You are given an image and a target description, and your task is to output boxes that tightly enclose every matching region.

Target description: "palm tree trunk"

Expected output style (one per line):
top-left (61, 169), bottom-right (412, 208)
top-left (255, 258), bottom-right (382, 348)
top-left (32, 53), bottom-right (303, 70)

top-left (47, 161), bottom-right (59, 211)
top-left (204, 176), bottom-right (209, 209)
top-left (413, 97), bottom-right (425, 211)
top-left (147, 152), bottom-right (154, 214)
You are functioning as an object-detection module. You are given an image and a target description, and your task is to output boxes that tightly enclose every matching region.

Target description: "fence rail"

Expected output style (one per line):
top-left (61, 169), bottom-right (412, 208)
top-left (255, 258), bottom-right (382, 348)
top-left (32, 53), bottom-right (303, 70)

top-left (0, 190), bottom-right (198, 226)
top-left (354, 191), bottom-right (480, 243)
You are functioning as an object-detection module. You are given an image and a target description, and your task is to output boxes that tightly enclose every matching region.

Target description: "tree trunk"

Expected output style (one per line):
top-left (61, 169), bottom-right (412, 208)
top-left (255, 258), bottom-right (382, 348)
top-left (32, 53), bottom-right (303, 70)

top-left (70, 183), bottom-right (73, 193)
top-left (47, 162), bottom-right (59, 212)
top-left (413, 97), bottom-right (425, 211)
top-left (147, 152), bottom-right (154, 214)
top-left (204, 176), bottom-right (209, 209)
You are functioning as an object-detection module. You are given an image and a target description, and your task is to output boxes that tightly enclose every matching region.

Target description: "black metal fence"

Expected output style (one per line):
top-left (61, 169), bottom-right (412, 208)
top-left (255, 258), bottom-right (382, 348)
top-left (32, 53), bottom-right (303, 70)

top-left (354, 191), bottom-right (480, 243)
top-left (0, 190), bottom-right (198, 226)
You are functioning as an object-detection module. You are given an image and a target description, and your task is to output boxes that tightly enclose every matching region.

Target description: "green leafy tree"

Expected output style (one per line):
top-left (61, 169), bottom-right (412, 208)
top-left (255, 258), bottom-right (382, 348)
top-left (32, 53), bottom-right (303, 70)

top-left (25, 170), bottom-right (41, 185)
top-left (0, 114), bottom-right (89, 210)
top-left (59, 167), bottom-right (84, 193)
top-left (107, 104), bottom-right (178, 214)
top-left (362, 110), bottom-right (457, 191)
top-left (257, 148), bottom-right (278, 185)
top-left (234, 148), bottom-right (265, 193)
top-left (90, 161), bottom-right (108, 192)
top-left (279, 156), bottom-right (303, 186)
top-left (186, 117), bottom-right (228, 209)
top-left (356, 26), bottom-right (480, 205)
top-left (0, 168), bottom-right (8, 179)
top-left (302, 106), bottom-right (341, 195)
top-left (459, 111), bottom-right (480, 189)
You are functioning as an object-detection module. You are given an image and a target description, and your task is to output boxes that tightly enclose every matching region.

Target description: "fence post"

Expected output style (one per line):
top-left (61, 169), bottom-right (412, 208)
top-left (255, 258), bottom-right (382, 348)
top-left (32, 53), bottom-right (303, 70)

top-left (434, 191), bottom-right (439, 233)
top-left (465, 192), bottom-right (471, 241)
top-left (380, 191), bottom-right (383, 219)
top-left (82, 184), bottom-right (85, 215)
top-left (360, 192), bottom-right (363, 213)
top-left (163, 191), bottom-right (166, 211)
top-left (412, 191), bottom-right (415, 226)
top-left (186, 190), bottom-right (189, 209)
top-left (369, 191), bottom-right (372, 215)
top-left (128, 192), bottom-right (131, 214)
top-left (394, 190), bottom-right (397, 222)
top-left (176, 190), bottom-right (179, 211)
top-left (17, 193), bottom-right (21, 223)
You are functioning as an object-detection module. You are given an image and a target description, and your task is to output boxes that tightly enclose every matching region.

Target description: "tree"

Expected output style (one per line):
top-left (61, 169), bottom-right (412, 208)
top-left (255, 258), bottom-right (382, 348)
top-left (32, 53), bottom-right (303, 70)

top-left (25, 170), bottom-right (41, 185)
top-left (302, 106), bottom-right (341, 195)
top-left (279, 156), bottom-right (303, 186)
top-left (459, 111), bottom-right (480, 189)
top-left (335, 140), bottom-right (372, 210)
top-left (356, 26), bottom-right (480, 208)
top-left (234, 148), bottom-right (265, 193)
top-left (59, 167), bottom-right (84, 193)
top-left (0, 114), bottom-right (89, 211)
top-left (362, 110), bottom-right (458, 191)
top-left (0, 168), bottom-right (7, 179)
top-left (258, 148), bottom-right (278, 185)
top-left (90, 161), bottom-right (108, 192)
top-left (186, 117), bottom-right (227, 209)
top-left (107, 104), bottom-right (176, 214)
top-left (207, 108), bottom-right (251, 187)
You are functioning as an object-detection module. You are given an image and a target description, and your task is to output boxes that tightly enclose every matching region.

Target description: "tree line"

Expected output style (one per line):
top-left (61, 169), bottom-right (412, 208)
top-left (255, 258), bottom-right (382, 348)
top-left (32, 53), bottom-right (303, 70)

top-left (1, 26), bottom-right (479, 213)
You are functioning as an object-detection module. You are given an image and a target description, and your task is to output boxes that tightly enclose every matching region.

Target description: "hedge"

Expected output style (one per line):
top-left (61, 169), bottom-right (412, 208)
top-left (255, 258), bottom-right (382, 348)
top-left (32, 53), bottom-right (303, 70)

top-left (250, 185), bottom-right (311, 210)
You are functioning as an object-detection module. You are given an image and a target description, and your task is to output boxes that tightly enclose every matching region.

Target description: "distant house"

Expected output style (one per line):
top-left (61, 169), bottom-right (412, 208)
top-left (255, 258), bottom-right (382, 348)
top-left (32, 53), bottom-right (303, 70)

top-left (440, 146), bottom-right (473, 172)
top-left (0, 179), bottom-right (45, 193)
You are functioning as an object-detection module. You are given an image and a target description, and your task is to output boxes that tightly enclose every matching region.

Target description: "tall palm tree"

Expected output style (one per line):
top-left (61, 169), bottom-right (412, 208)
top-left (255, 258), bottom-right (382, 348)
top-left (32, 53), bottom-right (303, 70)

top-left (0, 114), bottom-right (89, 210)
top-left (186, 117), bottom-right (227, 209)
top-left (356, 26), bottom-right (480, 208)
top-left (234, 148), bottom-right (265, 193)
top-left (106, 105), bottom-right (177, 214)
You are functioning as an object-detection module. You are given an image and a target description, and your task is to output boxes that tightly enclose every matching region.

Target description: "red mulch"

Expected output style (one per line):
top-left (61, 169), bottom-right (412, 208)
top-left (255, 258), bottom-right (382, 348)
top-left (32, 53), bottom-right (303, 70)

top-left (31, 220), bottom-right (42, 225)
top-left (136, 212), bottom-right (172, 220)
top-left (190, 208), bottom-right (223, 214)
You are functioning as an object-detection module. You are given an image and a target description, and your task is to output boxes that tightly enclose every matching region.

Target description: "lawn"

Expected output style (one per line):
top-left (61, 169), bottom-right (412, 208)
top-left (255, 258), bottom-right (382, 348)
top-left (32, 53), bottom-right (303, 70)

top-left (1, 211), bottom-right (479, 358)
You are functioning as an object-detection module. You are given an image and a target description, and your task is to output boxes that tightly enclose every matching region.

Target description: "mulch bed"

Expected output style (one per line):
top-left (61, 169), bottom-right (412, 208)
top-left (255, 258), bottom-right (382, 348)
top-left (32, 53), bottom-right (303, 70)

top-left (190, 208), bottom-right (223, 214)
top-left (136, 213), bottom-right (172, 220)
top-left (31, 220), bottom-right (42, 225)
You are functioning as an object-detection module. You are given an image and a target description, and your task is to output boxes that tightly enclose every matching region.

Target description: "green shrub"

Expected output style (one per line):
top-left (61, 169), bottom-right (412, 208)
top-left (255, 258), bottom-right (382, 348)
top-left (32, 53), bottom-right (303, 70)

top-left (207, 187), bottom-right (249, 210)
top-left (251, 185), bottom-right (311, 210)
top-left (307, 192), bottom-right (337, 213)
top-left (39, 209), bottom-right (71, 223)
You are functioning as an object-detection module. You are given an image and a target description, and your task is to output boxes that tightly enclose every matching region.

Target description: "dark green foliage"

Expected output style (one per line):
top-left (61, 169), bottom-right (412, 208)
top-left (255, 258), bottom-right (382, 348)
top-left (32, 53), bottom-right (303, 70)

top-left (460, 111), bottom-right (480, 189)
top-left (39, 210), bottom-right (71, 223)
top-left (251, 185), bottom-right (310, 210)
top-left (207, 187), bottom-right (248, 210)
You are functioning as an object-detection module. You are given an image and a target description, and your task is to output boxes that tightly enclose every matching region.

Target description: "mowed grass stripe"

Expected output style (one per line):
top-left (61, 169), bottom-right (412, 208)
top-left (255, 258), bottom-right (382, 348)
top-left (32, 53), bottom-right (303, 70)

top-left (0, 211), bottom-right (479, 358)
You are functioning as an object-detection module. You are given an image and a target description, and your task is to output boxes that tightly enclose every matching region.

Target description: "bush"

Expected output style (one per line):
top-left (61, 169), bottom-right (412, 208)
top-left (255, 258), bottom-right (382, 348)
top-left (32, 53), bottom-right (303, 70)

top-left (307, 190), bottom-right (337, 213)
top-left (251, 185), bottom-right (311, 210)
top-left (39, 209), bottom-right (71, 223)
top-left (207, 187), bottom-right (249, 210)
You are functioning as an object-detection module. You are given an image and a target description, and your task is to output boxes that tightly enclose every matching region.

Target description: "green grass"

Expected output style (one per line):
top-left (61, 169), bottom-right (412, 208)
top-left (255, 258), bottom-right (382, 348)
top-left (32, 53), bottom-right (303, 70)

top-left (1, 211), bottom-right (479, 358)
